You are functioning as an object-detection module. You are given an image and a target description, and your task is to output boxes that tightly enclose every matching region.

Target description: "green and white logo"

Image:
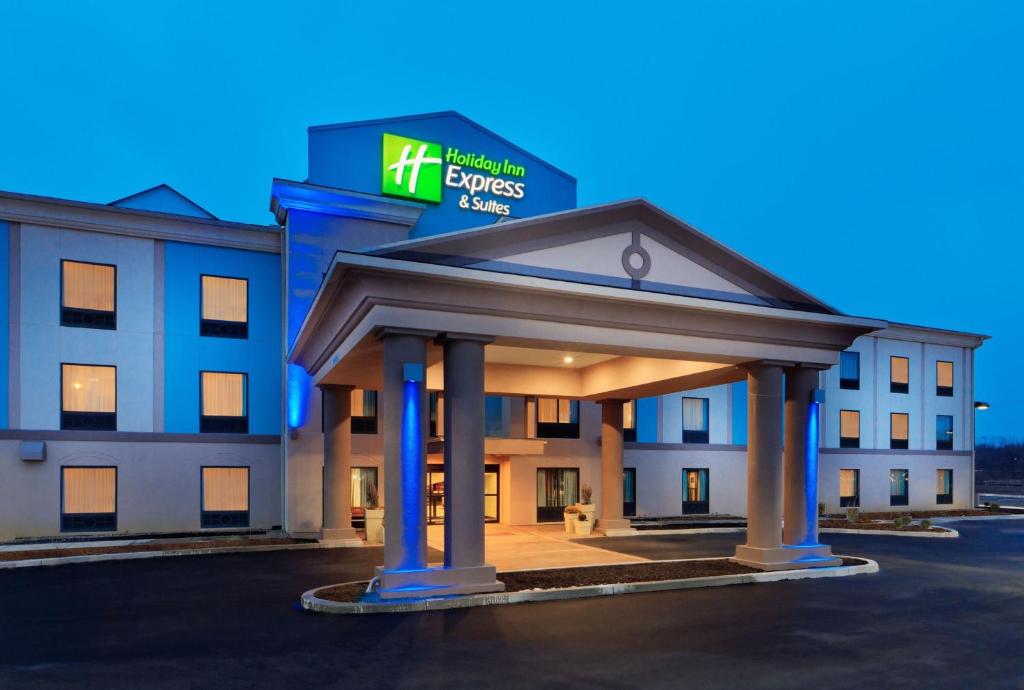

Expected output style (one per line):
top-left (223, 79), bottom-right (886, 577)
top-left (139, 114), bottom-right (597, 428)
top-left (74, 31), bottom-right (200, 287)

top-left (381, 133), bottom-right (443, 203)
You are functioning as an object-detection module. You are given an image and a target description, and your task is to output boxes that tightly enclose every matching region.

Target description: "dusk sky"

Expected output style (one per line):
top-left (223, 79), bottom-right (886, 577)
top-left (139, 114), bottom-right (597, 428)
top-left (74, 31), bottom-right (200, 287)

top-left (2, 1), bottom-right (1020, 438)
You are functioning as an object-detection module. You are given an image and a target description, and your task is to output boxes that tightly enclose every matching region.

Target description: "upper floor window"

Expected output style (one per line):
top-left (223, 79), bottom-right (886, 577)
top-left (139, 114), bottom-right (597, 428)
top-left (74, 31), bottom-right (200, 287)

top-left (485, 396), bottom-right (509, 437)
top-left (890, 356), bottom-right (909, 394)
top-left (890, 412), bottom-right (909, 449)
top-left (352, 389), bottom-right (378, 435)
top-left (537, 398), bottom-right (579, 439)
top-left (936, 361), bottom-right (954, 397)
top-left (936, 415), bottom-right (954, 450)
top-left (839, 410), bottom-right (860, 448)
top-left (429, 392), bottom-right (442, 437)
top-left (61, 260), bottom-right (116, 330)
top-left (200, 371), bottom-right (248, 433)
top-left (839, 351), bottom-right (860, 390)
top-left (61, 363), bottom-right (116, 431)
top-left (682, 397), bottom-right (710, 444)
top-left (623, 400), bottom-right (637, 443)
top-left (200, 275), bottom-right (248, 339)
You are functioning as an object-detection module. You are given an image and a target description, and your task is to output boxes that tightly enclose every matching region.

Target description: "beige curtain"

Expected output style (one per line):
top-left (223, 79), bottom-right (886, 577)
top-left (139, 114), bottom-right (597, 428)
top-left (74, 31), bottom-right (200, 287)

top-left (63, 467), bottom-right (116, 514)
top-left (891, 413), bottom-right (909, 441)
top-left (537, 398), bottom-right (558, 423)
top-left (62, 364), bottom-right (116, 412)
top-left (937, 361), bottom-right (953, 388)
top-left (202, 467), bottom-right (249, 511)
top-left (202, 276), bottom-right (247, 323)
top-left (891, 356), bottom-right (909, 384)
top-left (623, 401), bottom-right (635, 430)
top-left (840, 410), bottom-right (859, 439)
top-left (839, 469), bottom-right (857, 497)
top-left (202, 372), bottom-right (245, 416)
top-left (63, 261), bottom-right (114, 312)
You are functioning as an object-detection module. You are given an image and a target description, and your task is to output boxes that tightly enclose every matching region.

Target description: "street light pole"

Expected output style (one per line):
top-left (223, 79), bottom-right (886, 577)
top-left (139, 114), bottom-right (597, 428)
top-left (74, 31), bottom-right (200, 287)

top-left (974, 401), bottom-right (990, 507)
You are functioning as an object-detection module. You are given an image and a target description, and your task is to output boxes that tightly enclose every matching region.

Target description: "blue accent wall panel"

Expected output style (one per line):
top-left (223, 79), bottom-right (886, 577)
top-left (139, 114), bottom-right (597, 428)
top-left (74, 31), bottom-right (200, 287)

top-left (0, 221), bottom-right (8, 428)
top-left (731, 381), bottom-right (748, 445)
top-left (637, 396), bottom-right (658, 443)
top-left (163, 242), bottom-right (281, 434)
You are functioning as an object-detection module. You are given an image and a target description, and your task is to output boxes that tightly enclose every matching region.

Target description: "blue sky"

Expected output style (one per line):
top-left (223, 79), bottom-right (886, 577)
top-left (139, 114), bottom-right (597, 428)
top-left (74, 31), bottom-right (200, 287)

top-left (1, 1), bottom-right (1020, 438)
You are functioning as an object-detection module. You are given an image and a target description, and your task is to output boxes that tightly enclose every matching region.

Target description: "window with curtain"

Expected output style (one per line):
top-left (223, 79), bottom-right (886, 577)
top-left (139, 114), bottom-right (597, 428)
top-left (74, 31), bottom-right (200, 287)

top-left (351, 389), bottom-right (378, 434)
top-left (839, 410), bottom-right (860, 448)
top-left (200, 275), bottom-right (248, 338)
top-left (61, 363), bottom-right (116, 430)
top-left (890, 469), bottom-right (909, 506)
top-left (936, 469), bottom-right (953, 504)
top-left (61, 467), bottom-right (117, 532)
top-left (890, 412), bottom-right (909, 449)
top-left (536, 398), bottom-right (580, 438)
top-left (682, 397), bottom-right (710, 444)
top-left (623, 400), bottom-right (637, 442)
top-left (61, 260), bottom-right (116, 329)
top-left (839, 351), bottom-right (860, 390)
top-left (350, 467), bottom-right (379, 510)
top-left (536, 468), bottom-right (579, 522)
top-left (682, 468), bottom-right (709, 514)
top-left (890, 356), bottom-right (910, 394)
top-left (201, 467), bottom-right (249, 527)
top-left (839, 469), bottom-right (860, 507)
top-left (936, 415), bottom-right (954, 450)
top-left (200, 371), bottom-right (248, 433)
top-left (936, 361), bottom-right (954, 397)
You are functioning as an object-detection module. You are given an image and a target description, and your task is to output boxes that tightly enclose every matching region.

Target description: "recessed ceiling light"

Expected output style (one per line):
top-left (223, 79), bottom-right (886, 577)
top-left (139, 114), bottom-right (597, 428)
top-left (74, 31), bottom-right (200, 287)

top-left (563, 355), bottom-right (574, 364)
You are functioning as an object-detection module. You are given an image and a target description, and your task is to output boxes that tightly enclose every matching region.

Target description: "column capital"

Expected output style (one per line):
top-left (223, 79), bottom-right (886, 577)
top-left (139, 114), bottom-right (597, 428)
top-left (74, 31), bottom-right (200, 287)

top-left (434, 332), bottom-right (495, 345)
top-left (374, 326), bottom-right (438, 341)
top-left (317, 382), bottom-right (354, 391)
top-left (741, 360), bottom-right (792, 371)
top-left (783, 363), bottom-right (832, 373)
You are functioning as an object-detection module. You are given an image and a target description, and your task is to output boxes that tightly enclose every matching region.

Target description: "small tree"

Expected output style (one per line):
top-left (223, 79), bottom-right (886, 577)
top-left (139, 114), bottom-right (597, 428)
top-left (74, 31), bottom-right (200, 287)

top-left (581, 485), bottom-right (593, 504)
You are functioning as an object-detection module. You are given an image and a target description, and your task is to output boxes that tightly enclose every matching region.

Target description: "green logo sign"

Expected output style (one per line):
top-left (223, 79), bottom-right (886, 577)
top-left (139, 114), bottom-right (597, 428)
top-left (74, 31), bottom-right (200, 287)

top-left (381, 133), bottom-right (443, 203)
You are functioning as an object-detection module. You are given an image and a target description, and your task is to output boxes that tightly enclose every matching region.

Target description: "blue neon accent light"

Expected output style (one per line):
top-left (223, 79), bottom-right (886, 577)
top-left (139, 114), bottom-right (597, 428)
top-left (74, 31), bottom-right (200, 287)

top-left (400, 376), bottom-right (425, 569)
top-left (804, 398), bottom-right (821, 545)
top-left (286, 364), bottom-right (311, 429)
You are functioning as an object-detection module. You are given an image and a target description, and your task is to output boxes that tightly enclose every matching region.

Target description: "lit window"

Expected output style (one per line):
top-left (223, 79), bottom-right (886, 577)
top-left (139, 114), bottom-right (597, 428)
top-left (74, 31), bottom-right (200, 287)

top-left (536, 398), bottom-right (580, 439)
top-left (61, 363), bottom-right (116, 430)
top-left (936, 469), bottom-right (953, 505)
top-left (682, 468), bottom-right (710, 514)
top-left (623, 400), bottom-right (637, 442)
top-left (839, 351), bottom-right (860, 390)
top-left (61, 260), bottom-right (116, 330)
top-left (890, 356), bottom-right (909, 394)
top-left (201, 467), bottom-right (249, 527)
top-left (839, 410), bottom-right (860, 448)
top-left (936, 415), bottom-right (954, 450)
top-left (201, 275), bottom-right (248, 338)
top-left (351, 389), bottom-right (378, 434)
top-left (682, 397), bottom-right (710, 444)
top-left (890, 412), bottom-right (909, 449)
top-left (890, 469), bottom-right (909, 506)
top-left (936, 361), bottom-right (954, 397)
top-left (61, 467), bottom-right (117, 532)
top-left (200, 371), bottom-right (248, 433)
top-left (839, 469), bottom-right (860, 508)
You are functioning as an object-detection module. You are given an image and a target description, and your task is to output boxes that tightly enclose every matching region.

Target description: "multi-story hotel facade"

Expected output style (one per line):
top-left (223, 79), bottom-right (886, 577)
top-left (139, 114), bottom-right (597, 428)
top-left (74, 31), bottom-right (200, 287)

top-left (0, 114), bottom-right (985, 581)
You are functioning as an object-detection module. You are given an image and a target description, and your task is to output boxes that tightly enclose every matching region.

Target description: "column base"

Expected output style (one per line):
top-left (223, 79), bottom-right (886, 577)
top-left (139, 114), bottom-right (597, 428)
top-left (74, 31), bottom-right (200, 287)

top-left (319, 527), bottom-right (362, 547)
top-left (595, 518), bottom-right (637, 536)
top-left (732, 543), bottom-right (842, 571)
top-left (374, 565), bottom-right (505, 600)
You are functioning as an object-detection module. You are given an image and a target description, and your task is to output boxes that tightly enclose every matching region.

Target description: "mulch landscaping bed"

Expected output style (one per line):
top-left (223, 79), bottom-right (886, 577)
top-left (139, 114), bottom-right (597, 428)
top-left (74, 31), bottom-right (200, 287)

top-left (819, 520), bottom-right (946, 533)
top-left (314, 557), bottom-right (866, 603)
top-left (0, 537), bottom-right (307, 562)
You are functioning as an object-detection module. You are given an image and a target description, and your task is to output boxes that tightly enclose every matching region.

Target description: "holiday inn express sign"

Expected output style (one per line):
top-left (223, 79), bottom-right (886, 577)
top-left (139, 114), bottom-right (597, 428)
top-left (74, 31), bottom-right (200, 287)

top-left (381, 132), bottom-right (527, 216)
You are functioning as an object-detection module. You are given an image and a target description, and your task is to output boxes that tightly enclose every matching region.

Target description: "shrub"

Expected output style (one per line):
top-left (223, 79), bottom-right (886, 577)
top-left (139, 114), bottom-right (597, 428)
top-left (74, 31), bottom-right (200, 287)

top-left (564, 506), bottom-right (580, 515)
top-left (921, 519), bottom-right (933, 529)
top-left (893, 516), bottom-right (912, 529)
top-left (818, 502), bottom-right (827, 517)
top-left (986, 502), bottom-right (1001, 511)
top-left (578, 512), bottom-right (588, 522)
top-left (846, 507), bottom-right (861, 523)
top-left (581, 485), bottom-right (593, 504)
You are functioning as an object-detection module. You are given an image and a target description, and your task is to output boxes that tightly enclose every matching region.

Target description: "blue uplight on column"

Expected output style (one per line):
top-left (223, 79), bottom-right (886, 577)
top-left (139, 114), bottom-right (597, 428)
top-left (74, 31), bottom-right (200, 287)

top-left (400, 362), bottom-right (425, 571)
top-left (803, 388), bottom-right (824, 546)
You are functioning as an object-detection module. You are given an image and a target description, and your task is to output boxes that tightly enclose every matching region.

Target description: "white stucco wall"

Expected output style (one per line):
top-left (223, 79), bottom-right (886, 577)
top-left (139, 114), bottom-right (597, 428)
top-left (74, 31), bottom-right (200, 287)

top-left (819, 451), bottom-right (972, 513)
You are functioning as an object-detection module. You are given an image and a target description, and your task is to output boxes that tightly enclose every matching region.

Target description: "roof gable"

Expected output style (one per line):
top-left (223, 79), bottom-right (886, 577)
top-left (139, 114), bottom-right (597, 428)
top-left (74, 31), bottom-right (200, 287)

top-left (108, 184), bottom-right (217, 220)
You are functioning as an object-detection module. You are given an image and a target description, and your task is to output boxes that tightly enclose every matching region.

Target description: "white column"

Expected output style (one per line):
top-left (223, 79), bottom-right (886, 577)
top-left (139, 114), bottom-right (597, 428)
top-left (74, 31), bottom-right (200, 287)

top-left (597, 399), bottom-right (635, 535)
top-left (320, 384), bottom-right (359, 543)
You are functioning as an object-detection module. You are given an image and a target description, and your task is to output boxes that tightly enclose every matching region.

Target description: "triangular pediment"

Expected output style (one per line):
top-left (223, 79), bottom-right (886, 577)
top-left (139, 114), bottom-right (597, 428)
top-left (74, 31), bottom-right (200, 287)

top-left (109, 184), bottom-right (217, 220)
top-left (369, 199), bottom-right (837, 313)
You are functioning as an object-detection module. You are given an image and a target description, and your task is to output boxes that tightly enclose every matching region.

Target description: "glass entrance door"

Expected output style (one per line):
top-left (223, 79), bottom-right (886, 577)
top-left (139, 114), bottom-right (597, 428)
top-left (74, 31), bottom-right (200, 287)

top-left (623, 468), bottom-right (636, 517)
top-left (427, 464), bottom-right (500, 524)
top-left (682, 468), bottom-right (709, 514)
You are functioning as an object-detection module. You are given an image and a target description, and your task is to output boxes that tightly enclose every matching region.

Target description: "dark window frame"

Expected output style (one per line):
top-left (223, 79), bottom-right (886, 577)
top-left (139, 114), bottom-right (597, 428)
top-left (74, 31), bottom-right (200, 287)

top-left (349, 466), bottom-right (379, 528)
top-left (535, 398), bottom-right (580, 439)
top-left (60, 362), bottom-right (117, 431)
top-left (839, 350), bottom-right (860, 390)
top-left (936, 469), bottom-right (954, 505)
top-left (623, 467), bottom-right (637, 517)
top-left (199, 370), bottom-right (249, 434)
top-left (682, 467), bottom-right (710, 514)
top-left (682, 396), bottom-right (710, 444)
top-left (199, 273), bottom-right (249, 339)
top-left (936, 414), bottom-right (954, 451)
top-left (200, 465), bottom-right (251, 528)
top-left (936, 360), bottom-right (954, 397)
top-left (60, 259), bottom-right (117, 331)
top-left (890, 412), bottom-right (909, 450)
top-left (890, 468), bottom-right (910, 506)
top-left (839, 468), bottom-right (860, 508)
top-left (536, 467), bottom-right (580, 522)
top-left (890, 355), bottom-right (910, 394)
top-left (839, 409), bottom-right (860, 449)
top-left (60, 465), bottom-right (117, 532)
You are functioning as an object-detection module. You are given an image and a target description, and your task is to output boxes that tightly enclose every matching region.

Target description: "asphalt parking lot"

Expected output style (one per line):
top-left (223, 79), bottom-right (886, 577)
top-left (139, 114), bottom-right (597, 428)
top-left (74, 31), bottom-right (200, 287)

top-left (2, 519), bottom-right (1023, 689)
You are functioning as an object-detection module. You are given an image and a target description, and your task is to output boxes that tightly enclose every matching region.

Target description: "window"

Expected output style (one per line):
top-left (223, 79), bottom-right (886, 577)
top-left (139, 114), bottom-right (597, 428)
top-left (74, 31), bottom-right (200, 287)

top-left (536, 468), bottom-right (579, 522)
top-left (936, 361), bottom-right (954, 397)
top-left (623, 400), bottom-right (637, 443)
top-left (61, 467), bottom-right (116, 532)
top-left (936, 469), bottom-right (953, 505)
top-left (839, 351), bottom-right (860, 390)
top-left (201, 467), bottom-right (249, 528)
top-left (429, 392), bottom-right (442, 437)
top-left (61, 260), bottom-right (116, 330)
top-left (839, 410), bottom-right (860, 448)
top-left (682, 397), bottom-right (710, 444)
top-left (200, 371), bottom-right (248, 433)
top-left (890, 469), bottom-right (909, 506)
top-left (890, 356), bottom-right (909, 394)
top-left (61, 363), bottom-right (116, 430)
top-left (485, 396), bottom-right (508, 437)
top-left (352, 389), bottom-right (378, 434)
top-left (936, 415), bottom-right (954, 450)
top-left (536, 398), bottom-right (580, 439)
top-left (623, 467), bottom-right (636, 517)
top-left (682, 468), bottom-right (709, 514)
top-left (839, 469), bottom-right (860, 508)
top-left (890, 412), bottom-right (909, 449)
top-left (351, 466), bottom-right (378, 528)
top-left (200, 275), bottom-right (248, 338)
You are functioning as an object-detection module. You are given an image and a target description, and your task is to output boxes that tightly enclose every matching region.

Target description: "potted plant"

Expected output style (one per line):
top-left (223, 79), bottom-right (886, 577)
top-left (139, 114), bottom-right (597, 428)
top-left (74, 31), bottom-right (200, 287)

top-left (364, 482), bottom-right (385, 544)
top-left (577, 485), bottom-right (596, 524)
top-left (575, 512), bottom-right (593, 536)
top-left (563, 505), bottom-right (580, 533)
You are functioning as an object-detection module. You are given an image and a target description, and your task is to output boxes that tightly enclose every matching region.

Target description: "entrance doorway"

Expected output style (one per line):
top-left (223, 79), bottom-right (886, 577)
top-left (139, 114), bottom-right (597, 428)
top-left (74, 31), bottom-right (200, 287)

top-left (536, 468), bottom-right (579, 522)
top-left (623, 467), bottom-right (636, 517)
top-left (682, 468), bottom-right (709, 514)
top-left (427, 464), bottom-right (500, 524)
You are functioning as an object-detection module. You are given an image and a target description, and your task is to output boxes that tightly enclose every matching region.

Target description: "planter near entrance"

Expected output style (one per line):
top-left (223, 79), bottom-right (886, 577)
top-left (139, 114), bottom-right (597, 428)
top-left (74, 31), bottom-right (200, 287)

top-left (563, 506), bottom-right (580, 534)
top-left (575, 514), bottom-right (594, 536)
top-left (365, 509), bottom-right (384, 544)
top-left (576, 504), bottom-right (596, 525)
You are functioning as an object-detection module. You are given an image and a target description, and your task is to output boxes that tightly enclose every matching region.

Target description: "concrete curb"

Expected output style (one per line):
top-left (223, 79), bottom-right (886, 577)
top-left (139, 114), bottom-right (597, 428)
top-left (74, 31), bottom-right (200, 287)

top-left (821, 527), bottom-right (959, 538)
top-left (933, 514), bottom-right (1024, 523)
top-left (0, 540), bottom-right (372, 570)
top-left (300, 556), bottom-right (879, 615)
top-left (628, 527), bottom-right (746, 536)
